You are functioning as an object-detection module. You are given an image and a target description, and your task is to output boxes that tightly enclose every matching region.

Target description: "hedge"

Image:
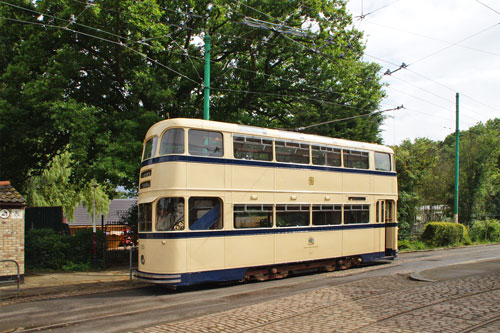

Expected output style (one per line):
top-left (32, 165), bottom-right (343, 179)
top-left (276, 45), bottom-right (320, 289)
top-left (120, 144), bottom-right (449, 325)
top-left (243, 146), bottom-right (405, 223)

top-left (420, 222), bottom-right (471, 247)
top-left (26, 228), bottom-right (105, 271)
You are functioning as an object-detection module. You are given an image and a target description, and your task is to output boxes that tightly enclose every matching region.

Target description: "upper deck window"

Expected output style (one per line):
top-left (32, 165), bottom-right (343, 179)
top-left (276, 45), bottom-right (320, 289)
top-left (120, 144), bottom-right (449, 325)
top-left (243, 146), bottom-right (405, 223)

top-left (233, 135), bottom-right (273, 161)
top-left (188, 129), bottom-right (223, 157)
top-left (275, 141), bottom-right (310, 164)
top-left (142, 137), bottom-right (157, 161)
top-left (312, 145), bottom-right (341, 167)
top-left (343, 149), bottom-right (369, 169)
top-left (159, 128), bottom-right (184, 155)
top-left (374, 152), bottom-right (391, 171)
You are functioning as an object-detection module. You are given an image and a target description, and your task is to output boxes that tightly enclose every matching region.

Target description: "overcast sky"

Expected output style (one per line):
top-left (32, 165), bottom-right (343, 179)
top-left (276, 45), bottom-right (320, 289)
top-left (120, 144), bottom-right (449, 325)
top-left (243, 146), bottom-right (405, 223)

top-left (345, 0), bottom-right (500, 146)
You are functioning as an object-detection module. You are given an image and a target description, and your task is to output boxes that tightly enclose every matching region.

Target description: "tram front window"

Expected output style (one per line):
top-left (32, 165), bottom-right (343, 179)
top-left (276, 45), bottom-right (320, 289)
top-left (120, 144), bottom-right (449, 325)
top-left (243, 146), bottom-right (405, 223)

top-left (156, 198), bottom-right (185, 231)
top-left (159, 128), bottom-right (184, 155)
top-left (138, 203), bottom-right (152, 231)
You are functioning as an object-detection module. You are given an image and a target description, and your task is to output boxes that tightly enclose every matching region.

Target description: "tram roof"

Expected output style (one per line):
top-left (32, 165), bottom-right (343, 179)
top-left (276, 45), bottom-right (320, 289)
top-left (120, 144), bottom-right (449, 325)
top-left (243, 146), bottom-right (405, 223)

top-left (145, 118), bottom-right (393, 153)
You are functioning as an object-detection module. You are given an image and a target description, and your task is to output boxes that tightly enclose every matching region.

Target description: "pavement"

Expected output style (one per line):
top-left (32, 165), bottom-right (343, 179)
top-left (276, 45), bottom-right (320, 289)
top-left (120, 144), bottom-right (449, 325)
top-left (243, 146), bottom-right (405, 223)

top-left (1, 257), bottom-right (499, 305)
top-left (0, 266), bottom-right (147, 304)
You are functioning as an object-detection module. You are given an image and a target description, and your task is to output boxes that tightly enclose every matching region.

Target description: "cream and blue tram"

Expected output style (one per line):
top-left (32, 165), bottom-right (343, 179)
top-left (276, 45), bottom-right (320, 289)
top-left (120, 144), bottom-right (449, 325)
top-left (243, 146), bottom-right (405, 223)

top-left (135, 118), bottom-right (398, 286)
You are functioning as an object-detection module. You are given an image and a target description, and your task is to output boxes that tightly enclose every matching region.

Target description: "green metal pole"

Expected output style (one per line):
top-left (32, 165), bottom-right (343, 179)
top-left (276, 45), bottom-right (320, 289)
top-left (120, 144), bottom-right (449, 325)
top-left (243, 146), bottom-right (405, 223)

top-left (203, 34), bottom-right (211, 120)
top-left (454, 92), bottom-right (459, 223)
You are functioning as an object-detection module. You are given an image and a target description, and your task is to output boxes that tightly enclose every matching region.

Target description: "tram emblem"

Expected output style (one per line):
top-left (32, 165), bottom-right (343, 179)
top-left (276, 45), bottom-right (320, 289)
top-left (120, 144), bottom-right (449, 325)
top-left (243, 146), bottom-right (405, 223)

top-left (308, 237), bottom-right (314, 245)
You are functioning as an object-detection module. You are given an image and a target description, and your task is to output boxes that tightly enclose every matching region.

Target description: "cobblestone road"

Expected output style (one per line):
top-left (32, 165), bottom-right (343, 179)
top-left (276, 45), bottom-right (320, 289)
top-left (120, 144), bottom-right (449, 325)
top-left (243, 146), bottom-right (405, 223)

top-left (138, 272), bottom-right (500, 333)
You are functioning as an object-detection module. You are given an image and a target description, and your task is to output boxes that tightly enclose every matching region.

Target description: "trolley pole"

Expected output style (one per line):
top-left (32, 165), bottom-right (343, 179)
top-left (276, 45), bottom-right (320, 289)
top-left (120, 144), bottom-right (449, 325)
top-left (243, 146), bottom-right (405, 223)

top-left (203, 34), bottom-right (211, 120)
top-left (454, 93), bottom-right (460, 223)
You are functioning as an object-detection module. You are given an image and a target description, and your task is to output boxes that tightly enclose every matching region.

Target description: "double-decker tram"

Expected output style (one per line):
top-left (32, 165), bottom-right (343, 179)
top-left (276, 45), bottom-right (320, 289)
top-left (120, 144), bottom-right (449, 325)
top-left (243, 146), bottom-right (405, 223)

top-left (135, 118), bottom-right (398, 286)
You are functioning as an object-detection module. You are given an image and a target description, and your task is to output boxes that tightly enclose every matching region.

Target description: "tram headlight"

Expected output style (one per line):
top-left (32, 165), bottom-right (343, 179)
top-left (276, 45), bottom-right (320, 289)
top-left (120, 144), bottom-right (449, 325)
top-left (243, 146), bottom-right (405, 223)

top-left (141, 255), bottom-right (145, 265)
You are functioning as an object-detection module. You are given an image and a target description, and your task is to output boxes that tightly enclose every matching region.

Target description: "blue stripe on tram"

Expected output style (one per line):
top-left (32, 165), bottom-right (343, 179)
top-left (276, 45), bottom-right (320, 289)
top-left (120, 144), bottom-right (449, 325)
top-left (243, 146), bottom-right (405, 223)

top-left (141, 155), bottom-right (397, 177)
top-left (139, 223), bottom-right (399, 240)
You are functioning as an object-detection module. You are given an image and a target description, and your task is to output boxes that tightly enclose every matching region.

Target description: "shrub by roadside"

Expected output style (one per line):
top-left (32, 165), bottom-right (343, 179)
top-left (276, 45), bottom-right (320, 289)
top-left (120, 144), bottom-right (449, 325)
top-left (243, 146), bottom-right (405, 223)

top-left (420, 222), bottom-right (471, 247)
top-left (26, 228), bottom-right (105, 271)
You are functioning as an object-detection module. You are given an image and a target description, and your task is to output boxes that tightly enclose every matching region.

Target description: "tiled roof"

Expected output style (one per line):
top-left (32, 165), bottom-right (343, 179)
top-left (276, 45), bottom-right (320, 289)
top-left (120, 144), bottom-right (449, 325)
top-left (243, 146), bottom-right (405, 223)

top-left (68, 199), bottom-right (137, 225)
top-left (0, 181), bottom-right (26, 205)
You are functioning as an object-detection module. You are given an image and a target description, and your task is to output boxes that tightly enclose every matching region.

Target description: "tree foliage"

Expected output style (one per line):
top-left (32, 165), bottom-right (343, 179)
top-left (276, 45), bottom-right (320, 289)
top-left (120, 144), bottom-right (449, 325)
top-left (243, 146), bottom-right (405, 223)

top-left (1, 0), bottom-right (385, 192)
top-left (25, 151), bottom-right (111, 219)
top-left (395, 120), bottom-right (500, 235)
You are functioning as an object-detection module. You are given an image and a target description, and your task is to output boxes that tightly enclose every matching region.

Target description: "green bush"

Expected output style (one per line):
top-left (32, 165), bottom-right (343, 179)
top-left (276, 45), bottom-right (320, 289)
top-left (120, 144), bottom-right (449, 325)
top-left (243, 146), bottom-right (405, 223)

top-left (25, 229), bottom-right (70, 270)
top-left (25, 228), bottom-right (106, 271)
top-left (420, 222), bottom-right (471, 247)
top-left (469, 220), bottom-right (500, 242)
top-left (398, 239), bottom-right (428, 251)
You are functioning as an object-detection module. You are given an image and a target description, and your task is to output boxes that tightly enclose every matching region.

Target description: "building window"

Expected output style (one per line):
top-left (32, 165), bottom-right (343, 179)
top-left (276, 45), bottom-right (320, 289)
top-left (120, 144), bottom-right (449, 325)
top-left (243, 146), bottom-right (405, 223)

top-left (188, 129), bottom-right (223, 157)
top-left (142, 137), bottom-right (157, 161)
top-left (276, 204), bottom-right (310, 227)
top-left (138, 203), bottom-right (152, 231)
top-left (343, 149), bottom-right (369, 169)
top-left (234, 204), bottom-right (273, 228)
top-left (312, 205), bottom-right (342, 225)
top-left (275, 141), bottom-right (310, 164)
top-left (159, 128), bottom-right (184, 155)
top-left (233, 135), bottom-right (273, 161)
top-left (375, 152), bottom-right (391, 171)
top-left (189, 197), bottom-right (223, 230)
top-left (312, 145), bottom-right (341, 167)
top-left (344, 205), bottom-right (370, 224)
top-left (156, 198), bottom-right (185, 231)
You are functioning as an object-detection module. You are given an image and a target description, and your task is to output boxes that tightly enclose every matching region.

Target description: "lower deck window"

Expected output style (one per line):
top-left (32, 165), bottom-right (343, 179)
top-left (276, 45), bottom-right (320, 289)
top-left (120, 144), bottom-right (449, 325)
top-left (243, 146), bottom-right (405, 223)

top-left (234, 204), bottom-right (273, 228)
top-left (138, 203), bottom-right (152, 231)
top-left (156, 198), bottom-right (185, 231)
top-left (189, 197), bottom-right (223, 230)
top-left (276, 204), bottom-right (310, 227)
top-left (344, 205), bottom-right (370, 224)
top-left (312, 205), bottom-right (342, 225)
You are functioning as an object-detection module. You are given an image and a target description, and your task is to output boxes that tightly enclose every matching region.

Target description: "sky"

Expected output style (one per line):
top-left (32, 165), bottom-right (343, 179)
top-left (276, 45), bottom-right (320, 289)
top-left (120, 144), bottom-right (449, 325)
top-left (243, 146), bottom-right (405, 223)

top-left (345, 0), bottom-right (500, 146)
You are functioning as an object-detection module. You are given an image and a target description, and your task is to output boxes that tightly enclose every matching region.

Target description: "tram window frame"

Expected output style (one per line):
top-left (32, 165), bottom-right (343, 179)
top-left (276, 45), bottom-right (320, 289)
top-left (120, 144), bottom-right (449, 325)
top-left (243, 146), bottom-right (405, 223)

top-left (138, 203), bottom-right (153, 232)
top-left (188, 197), bottom-right (223, 230)
top-left (311, 145), bottom-right (341, 167)
top-left (344, 204), bottom-right (370, 224)
top-left (234, 204), bottom-right (273, 229)
top-left (374, 152), bottom-right (391, 171)
top-left (156, 197), bottom-right (185, 231)
top-left (159, 128), bottom-right (185, 155)
top-left (312, 204), bottom-right (342, 225)
top-left (233, 135), bottom-right (273, 161)
top-left (188, 129), bottom-right (223, 157)
top-left (275, 140), bottom-right (310, 164)
top-left (142, 137), bottom-right (157, 161)
top-left (276, 204), bottom-right (310, 227)
top-left (343, 149), bottom-right (369, 169)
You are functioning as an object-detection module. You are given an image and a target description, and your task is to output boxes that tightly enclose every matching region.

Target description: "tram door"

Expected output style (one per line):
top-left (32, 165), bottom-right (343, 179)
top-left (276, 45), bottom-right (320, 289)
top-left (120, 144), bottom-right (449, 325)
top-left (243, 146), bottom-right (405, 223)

top-left (377, 200), bottom-right (396, 255)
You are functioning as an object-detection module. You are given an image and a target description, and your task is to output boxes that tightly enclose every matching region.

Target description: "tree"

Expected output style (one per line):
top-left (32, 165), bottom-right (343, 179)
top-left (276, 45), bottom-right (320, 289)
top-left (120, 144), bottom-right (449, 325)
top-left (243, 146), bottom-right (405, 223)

top-left (443, 120), bottom-right (500, 224)
top-left (25, 151), bottom-right (110, 220)
top-left (394, 138), bottom-right (452, 237)
top-left (1, 0), bottom-right (386, 193)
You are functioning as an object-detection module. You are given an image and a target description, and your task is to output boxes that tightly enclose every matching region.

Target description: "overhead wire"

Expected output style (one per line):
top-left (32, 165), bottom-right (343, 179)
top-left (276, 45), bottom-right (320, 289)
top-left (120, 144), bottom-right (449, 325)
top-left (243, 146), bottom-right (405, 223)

top-left (474, 0), bottom-right (500, 15)
top-left (295, 105), bottom-right (404, 131)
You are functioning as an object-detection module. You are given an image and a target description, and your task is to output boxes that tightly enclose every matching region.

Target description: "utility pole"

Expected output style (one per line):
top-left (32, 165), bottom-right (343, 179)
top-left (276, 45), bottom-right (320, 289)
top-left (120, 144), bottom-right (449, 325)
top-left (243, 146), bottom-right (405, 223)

top-left (203, 34), bottom-right (211, 120)
top-left (454, 93), bottom-right (460, 223)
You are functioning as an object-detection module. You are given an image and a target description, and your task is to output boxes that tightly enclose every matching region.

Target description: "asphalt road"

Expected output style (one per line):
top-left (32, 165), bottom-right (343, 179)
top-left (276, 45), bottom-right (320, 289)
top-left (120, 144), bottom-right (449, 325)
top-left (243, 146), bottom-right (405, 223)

top-left (1, 244), bottom-right (499, 332)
